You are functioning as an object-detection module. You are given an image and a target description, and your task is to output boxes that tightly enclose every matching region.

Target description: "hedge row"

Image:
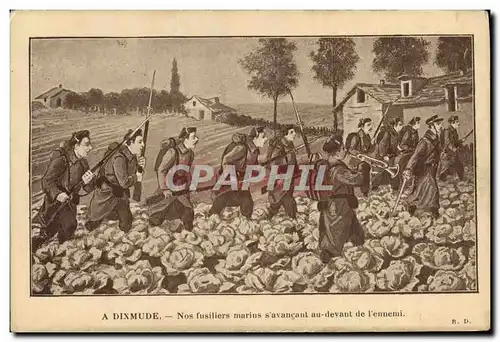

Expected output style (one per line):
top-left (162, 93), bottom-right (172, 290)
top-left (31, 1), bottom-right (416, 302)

top-left (215, 112), bottom-right (340, 137)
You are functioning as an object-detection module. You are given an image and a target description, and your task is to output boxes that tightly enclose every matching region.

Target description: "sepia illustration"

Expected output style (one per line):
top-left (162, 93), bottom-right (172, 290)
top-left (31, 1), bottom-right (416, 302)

top-left (29, 35), bottom-right (477, 296)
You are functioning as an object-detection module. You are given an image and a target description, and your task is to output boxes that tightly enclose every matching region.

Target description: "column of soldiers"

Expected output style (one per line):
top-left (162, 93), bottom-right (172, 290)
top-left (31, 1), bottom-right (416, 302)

top-left (33, 114), bottom-right (468, 263)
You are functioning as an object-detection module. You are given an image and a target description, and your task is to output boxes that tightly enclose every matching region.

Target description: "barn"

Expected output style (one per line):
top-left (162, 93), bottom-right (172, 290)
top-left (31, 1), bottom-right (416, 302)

top-left (184, 95), bottom-right (236, 121)
top-left (334, 70), bottom-right (474, 139)
top-left (34, 84), bottom-right (75, 108)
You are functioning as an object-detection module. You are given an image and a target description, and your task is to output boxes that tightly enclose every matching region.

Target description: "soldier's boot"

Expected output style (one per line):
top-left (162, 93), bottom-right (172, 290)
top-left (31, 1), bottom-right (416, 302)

top-left (85, 219), bottom-right (102, 232)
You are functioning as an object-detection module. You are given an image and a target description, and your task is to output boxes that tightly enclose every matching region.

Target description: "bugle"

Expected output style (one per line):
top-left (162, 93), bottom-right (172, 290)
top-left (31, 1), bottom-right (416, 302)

top-left (348, 152), bottom-right (400, 179)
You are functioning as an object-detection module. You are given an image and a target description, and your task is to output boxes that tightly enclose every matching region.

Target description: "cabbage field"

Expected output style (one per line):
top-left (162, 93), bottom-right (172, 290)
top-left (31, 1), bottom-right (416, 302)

top-left (31, 166), bottom-right (477, 295)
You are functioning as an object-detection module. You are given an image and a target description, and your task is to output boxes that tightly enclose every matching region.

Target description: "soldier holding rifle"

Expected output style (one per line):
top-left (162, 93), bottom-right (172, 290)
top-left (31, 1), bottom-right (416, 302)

top-left (438, 115), bottom-right (465, 181)
top-left (402, 115), bottom-right (443, 219)
top-left (33, 130), bottom-right (95, 248)
top-left (86, 129), bottom-right (145, 232)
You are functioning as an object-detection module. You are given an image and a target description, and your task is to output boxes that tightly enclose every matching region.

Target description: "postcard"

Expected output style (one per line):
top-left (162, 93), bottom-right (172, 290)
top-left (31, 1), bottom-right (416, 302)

top-left (10, 10), bottom-right (490, 332)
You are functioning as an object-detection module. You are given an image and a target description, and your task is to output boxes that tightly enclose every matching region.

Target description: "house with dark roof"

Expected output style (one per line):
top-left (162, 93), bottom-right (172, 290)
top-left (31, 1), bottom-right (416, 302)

top-left (334, 70), bottom-right (474, 139)
top-left (184, 95), bottom-right (236, 121)
top-left (34, 84), bottom-right (75, 108)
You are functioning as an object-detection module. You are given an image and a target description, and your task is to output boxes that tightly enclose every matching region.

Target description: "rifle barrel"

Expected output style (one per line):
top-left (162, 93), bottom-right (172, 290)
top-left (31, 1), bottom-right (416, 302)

top-left (288, 90), bottom-right (312, 157)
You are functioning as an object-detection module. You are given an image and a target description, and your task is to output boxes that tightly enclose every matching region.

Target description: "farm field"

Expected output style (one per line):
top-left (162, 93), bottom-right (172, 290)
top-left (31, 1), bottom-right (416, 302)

top-left (30, 107), bottom-right (477, 295)
top-left (31, 168), bottom-right (477, 295)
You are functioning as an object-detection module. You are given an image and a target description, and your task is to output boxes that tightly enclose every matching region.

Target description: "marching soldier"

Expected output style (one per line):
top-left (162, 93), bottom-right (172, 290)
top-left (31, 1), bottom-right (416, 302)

top-left (398, 116), bottom-right (421, 154)
top-left (86, 129), bottom-right (145, 232)
top-left (147, 127), bottom-right (198, 231)
top-left (375, 118), bottom-right (404, 161)
top-left (402, 115), bottom-right (443, 219)
top-left (33, 130), bottom-right (95, 248)
top-left (345, 118), bottom-right (373, 197)
top-left (316, 135), bottom-right (366, 262)
top-left (373, 118), bottom-right (404, 190)
top-left (267, 124), bottom-right (298, 220)
top-left (438, 116), bottom-right (464, 181)
top-left (208, 127), bottom-right (267, 220)
top-left (393, 116), bottom-right (421, 191)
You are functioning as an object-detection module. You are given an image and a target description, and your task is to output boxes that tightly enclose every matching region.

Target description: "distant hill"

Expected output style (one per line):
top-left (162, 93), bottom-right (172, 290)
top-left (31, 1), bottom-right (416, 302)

top-left (230, 103), bottom-right (335, 128)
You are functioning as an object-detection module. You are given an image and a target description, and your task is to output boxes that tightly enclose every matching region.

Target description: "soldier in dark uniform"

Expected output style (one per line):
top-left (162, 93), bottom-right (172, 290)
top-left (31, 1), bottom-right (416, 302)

top-left (33, 130), bottom-right (95, 248)
top-left (86, 129), bottom-right (145, 232)
top-left (147, 127), bottom-right (198, 230)
top-left (267, 125), bottom-right (298, 220)
top-left (373, 118), bottom-right (404, 190)
top-left (317, 135), bottom-right (367, 262)
top-left (398, 116), bottom-right (421, 154)
top-left (438, 116), bottom-right (464, 181)
top-left (393, 117), bottom-right (421, 191)
top-left (345, 118), bottom-right (373, 197)
top-left (208, 127), bottom-right (267, 220)
top-left (402, 115), bottom-right (443, 219)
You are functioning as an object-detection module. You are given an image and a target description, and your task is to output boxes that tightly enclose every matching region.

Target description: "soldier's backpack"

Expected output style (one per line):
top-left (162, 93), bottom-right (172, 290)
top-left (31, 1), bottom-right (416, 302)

top-left (154, 137), bottom-right (179, 172)
top-left (95, 141), bottom-right (121, 188)
top-left (41, 141), bottom-right (72, 197)
top-left (265, 134), bottom-right (287, 164)
top-left (220, 133), bottom-right (248, 171)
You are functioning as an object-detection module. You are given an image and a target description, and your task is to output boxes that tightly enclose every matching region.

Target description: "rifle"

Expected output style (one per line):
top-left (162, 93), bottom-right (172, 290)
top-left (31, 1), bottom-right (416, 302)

top-left (441, 129), bottom-right (474, 153)
top-left (288, 90), bottom-right (314, 161)
top-left (371, 102), bottom-right (394, 144)
top-left (133, 70), bottom-right (156, 202)
top-left (260, 135), bottom-right (323, 166)
top-left (38, 111), bottom-right (157, 229)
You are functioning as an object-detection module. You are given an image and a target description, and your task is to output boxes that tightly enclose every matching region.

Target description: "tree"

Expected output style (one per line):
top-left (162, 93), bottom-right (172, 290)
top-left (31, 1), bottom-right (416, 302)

top-left (156, 90), bottom-right (172, 113)
top-left (104, 92), bottom-right (122, 114)
top-left (435, 36), bottom-right (472, 73)
top-left (372, 37), bottom-right (431, 82)
top-left (64, 92), bottom-right (83, 110)
top-left (310, 38), bottom-right (360, 131)
top-left (239, 38), bottom-right (299, 131)
top-left (170, 58), bottom-right (180, 94)
top-left (87, 88), bottom-right (104, 112)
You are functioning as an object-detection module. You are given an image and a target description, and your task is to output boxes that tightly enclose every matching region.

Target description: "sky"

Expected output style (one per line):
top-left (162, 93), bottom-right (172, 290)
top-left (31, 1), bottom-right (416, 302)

top-left (31, 37), bottom-right (442, 105)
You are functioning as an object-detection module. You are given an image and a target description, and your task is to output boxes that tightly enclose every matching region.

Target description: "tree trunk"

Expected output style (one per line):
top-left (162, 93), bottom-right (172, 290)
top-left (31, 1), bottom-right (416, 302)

top-left (273, 95), bottom-right (278, 137)
top-left (332, 86), bottom-right (338, 132)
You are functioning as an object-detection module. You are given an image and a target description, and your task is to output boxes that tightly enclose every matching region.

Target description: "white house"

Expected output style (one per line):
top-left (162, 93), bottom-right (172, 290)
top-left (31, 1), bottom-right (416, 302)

top-left (184, 95), bottom-right (236, 121)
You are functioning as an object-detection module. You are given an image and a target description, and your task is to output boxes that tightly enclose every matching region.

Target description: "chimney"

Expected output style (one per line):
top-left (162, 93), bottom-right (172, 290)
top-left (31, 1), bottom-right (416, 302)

top-left (380, 80), bottom-right (385, 86)
top-left (59, 84), bottom-right (62, 88)
top-left (214, 97), bottom-right (220, 104)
